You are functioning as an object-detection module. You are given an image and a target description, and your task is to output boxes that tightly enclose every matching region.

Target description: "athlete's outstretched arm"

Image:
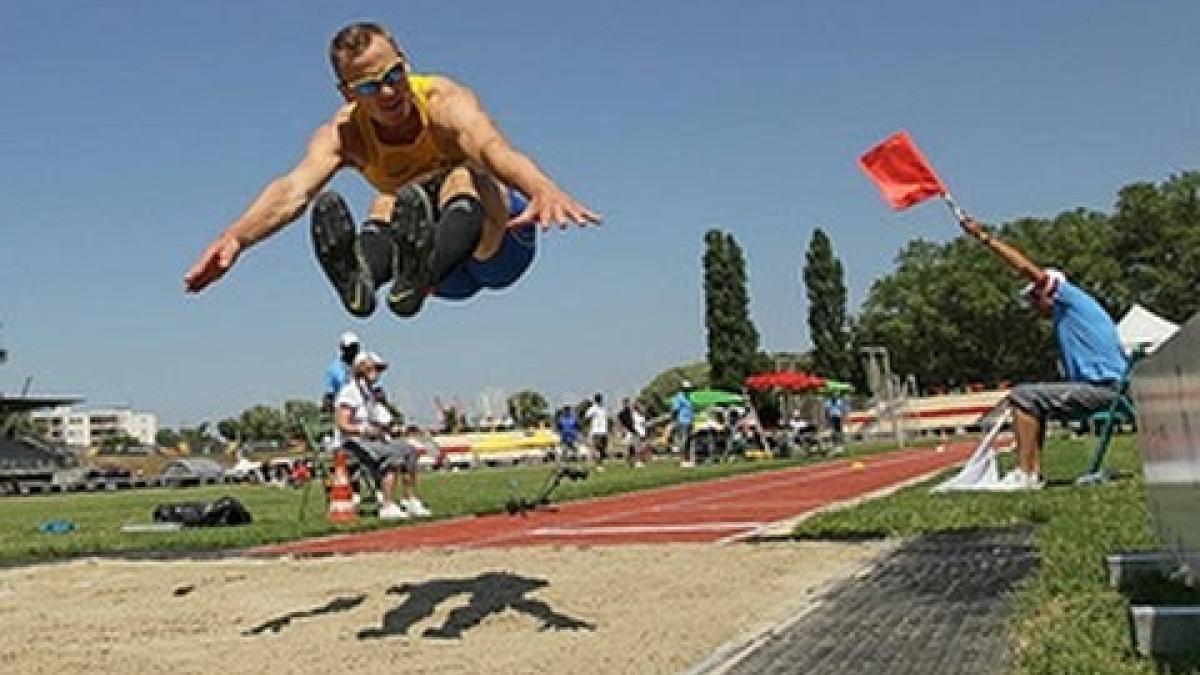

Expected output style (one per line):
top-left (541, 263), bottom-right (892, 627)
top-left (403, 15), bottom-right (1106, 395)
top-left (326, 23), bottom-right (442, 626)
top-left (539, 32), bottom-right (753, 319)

top-left (958, 215), bottom-right (1044, 284)
top-left (184, 126), bottom-right (345, 293)
top-left (432, 77), bottom-right (600, 230)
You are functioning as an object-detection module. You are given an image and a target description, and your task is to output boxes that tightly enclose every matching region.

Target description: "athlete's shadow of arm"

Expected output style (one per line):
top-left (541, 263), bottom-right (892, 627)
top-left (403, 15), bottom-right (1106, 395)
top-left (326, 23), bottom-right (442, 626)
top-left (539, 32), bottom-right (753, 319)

top-left (243, 595), bottom-right (367, 636)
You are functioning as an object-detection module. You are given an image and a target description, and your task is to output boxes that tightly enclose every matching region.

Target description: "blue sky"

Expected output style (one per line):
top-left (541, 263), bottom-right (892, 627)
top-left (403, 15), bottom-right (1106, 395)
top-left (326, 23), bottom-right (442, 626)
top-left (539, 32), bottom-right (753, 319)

top-left (1, 2), bottom-right (1197, 426)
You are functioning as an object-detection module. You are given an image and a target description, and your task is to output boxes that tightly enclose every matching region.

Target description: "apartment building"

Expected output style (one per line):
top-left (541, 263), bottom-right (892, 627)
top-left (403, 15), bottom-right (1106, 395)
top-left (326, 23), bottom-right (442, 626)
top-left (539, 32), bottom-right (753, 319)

top-left (31, 406), bottom-right (158, 448)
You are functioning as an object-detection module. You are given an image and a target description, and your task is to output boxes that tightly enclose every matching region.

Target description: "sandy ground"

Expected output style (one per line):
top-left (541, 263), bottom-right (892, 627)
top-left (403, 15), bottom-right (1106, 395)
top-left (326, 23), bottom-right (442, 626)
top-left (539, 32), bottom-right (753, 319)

top-left (0, 542), bottom-right (886, 675)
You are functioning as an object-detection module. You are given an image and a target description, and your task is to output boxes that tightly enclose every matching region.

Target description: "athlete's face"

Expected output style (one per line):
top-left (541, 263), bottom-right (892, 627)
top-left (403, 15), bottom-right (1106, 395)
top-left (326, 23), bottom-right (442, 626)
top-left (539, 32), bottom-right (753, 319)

top-left (338, 35), bottom-right (415, 126)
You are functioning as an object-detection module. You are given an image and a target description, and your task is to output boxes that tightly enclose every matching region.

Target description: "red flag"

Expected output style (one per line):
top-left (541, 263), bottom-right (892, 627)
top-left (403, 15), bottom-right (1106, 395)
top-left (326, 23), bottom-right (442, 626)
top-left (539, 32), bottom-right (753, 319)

top-left (858, 131), bottom-right (947, 210)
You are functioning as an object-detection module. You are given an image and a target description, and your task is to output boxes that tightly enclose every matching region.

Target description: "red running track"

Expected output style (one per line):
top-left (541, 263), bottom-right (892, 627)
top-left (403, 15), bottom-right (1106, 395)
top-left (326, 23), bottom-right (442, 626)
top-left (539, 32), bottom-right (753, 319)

top-left (256, 442), bottom-right (979, 557)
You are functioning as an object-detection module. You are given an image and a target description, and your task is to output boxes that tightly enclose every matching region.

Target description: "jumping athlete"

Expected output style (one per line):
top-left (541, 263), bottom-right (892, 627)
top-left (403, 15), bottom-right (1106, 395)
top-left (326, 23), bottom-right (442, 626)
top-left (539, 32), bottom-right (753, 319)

top-left (184, 22), bottom-right (600, 317)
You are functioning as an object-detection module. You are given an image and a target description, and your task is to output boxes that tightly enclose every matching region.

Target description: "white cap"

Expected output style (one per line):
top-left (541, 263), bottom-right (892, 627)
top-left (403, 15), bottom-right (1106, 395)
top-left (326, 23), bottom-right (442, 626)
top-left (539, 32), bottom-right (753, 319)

top-left (1020, 268), bottom-right (1065, 305)
top-left (353, 351), bottom-right (387, 369)
top-left (339, 331), bottom-right (360, 349)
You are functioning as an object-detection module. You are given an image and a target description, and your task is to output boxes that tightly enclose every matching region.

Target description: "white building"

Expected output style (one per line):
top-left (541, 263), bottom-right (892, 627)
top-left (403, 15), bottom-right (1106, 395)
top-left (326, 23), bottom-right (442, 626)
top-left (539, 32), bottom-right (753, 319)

top-left (31, 406), bottom-right (158, 448)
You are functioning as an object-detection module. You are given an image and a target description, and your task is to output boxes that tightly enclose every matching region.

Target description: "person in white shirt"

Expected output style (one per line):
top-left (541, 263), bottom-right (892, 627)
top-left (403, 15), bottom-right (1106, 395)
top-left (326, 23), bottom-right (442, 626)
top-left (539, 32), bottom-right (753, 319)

top-left (617, 397), bottom-right (650, 467)
top-left (334, 351), bottom-right (431, 519)
top-left (584, 393), bottom-right (609, 466)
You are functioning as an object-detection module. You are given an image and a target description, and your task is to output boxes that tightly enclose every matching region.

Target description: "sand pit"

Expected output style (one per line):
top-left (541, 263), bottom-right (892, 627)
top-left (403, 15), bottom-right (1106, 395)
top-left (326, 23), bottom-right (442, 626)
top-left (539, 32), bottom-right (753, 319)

top-left (0, 542), bottom-right (885, 674)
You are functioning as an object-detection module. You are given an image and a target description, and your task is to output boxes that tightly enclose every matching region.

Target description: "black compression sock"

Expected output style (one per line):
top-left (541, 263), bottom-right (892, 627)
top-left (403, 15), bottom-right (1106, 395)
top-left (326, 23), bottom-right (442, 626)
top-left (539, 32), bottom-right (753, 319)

top-left (430, 195), bottom-right (485, 283)
top-left (360, 221), bottom-right (395, 288)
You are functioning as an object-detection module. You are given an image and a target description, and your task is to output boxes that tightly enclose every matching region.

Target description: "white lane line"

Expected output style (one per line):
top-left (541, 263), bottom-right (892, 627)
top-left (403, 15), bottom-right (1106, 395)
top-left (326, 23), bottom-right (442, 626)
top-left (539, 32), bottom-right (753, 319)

top-left (530, 522), bottom-right (764, 537)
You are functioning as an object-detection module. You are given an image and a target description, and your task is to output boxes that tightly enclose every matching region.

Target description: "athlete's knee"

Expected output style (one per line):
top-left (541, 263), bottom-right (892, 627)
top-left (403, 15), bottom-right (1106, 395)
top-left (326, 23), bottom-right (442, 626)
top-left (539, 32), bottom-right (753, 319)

top-left (436, 166), bottom-right (478, 202)
top-left (443, 193), bottom-right (484, 220)
top-left (439, 194), bottom-right (485, 244)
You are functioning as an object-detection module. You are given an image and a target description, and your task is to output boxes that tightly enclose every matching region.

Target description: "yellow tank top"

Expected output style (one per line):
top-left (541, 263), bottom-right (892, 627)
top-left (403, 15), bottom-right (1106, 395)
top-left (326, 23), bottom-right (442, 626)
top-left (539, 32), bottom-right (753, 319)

top-left (350, 74), bottom-right (460, 194)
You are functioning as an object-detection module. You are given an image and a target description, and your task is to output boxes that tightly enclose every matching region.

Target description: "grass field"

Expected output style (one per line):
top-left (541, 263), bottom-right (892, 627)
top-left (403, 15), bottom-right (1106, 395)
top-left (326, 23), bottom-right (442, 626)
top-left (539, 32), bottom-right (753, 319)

top-left (794, 434), bottom-right (1200, 674)
top-left (0, 440), bottom-right (923, 564)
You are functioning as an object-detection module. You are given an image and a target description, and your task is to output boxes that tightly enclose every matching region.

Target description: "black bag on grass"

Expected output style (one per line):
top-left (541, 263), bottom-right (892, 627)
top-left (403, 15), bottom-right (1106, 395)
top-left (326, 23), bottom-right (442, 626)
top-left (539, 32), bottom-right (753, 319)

top-left (153, 496), bottom-right (253, 527)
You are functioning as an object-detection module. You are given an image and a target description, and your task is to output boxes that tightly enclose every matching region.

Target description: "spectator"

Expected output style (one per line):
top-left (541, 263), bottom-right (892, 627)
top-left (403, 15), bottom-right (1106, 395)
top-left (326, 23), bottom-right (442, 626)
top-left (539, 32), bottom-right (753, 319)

top-left (584, 393), bottom-right (609, 468)
top-left (334, 351), bottom-right (431, 518)
top-left (630, 400), bottom-right (650, 467)
top-left (960, 215), bottom-right (1127, 490)
top-left (823, 393), bottom-right (846, 454)
top-left (555, 406), bottom-right (582, 461)
top-left (322, 331), bottom-right (361, 414)
top-left (617, 398), bottom-right (646, 467)
top-left (671, 380), bottom-right (696, 467)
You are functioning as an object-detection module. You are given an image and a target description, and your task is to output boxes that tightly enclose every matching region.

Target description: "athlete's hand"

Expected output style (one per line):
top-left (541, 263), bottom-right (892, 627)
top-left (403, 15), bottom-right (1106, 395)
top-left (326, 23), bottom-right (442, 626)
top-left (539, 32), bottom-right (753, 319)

top-left (184, 234), bottom-right (242, 293)
top-left (508, 186), bottom-right (601, 231)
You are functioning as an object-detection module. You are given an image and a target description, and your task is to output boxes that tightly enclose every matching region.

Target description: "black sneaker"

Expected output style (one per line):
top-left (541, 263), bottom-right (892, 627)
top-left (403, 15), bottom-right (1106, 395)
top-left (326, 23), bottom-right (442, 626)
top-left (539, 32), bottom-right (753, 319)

top-left (311, 191), bottom-right (376, 318)
top-left (386, 185), bottom-right (436, 317)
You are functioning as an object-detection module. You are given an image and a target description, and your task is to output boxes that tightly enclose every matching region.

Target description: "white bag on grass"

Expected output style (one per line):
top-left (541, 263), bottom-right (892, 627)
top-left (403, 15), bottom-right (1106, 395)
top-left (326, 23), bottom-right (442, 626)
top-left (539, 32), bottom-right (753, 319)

top-left (932, 407), bottom-right (1011, 493)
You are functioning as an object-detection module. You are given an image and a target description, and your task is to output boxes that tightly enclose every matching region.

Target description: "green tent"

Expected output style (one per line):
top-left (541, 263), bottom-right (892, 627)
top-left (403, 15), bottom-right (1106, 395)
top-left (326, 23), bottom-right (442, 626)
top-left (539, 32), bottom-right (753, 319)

top-left (819, 380), bottom-right (855, 395)
top-left (687, 388), bottom-right (744, 410)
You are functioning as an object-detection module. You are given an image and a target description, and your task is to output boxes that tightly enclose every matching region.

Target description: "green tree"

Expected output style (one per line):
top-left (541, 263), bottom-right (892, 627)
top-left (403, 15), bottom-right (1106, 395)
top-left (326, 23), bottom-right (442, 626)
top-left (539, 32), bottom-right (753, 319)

top-left (507, 390), bottom-right (549, 428)
top-left (283, 399), bottom-right (322, 433)
top-left (178, 423), bottom-right (216, 455)
top-left (802, 228), bottom-right (854, 380)
top-left (155, 427), bottom-right (181, 449)
top-left (1106, 172), bottom-right (1200, 323)
top-left (855, 236), bottom-right (1051, 389)
top-left (639, 362), bottom-right (709, 417)
top-left (99, 432), bottom-right (140, 453)
top-left (238, 405), bottom-right (286, 443)
top-left (853, 170), bottom-right (1200, 394)
top-left (216, 418), bottom-right (241, 443)
top-left (703, 229), bottom-right (761, 391)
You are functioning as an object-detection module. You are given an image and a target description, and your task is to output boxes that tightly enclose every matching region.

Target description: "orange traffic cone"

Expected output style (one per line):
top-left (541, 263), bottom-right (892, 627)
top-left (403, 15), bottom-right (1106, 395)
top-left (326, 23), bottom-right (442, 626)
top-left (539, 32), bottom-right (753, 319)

top-left (327, 450), bottom-right (357, 523)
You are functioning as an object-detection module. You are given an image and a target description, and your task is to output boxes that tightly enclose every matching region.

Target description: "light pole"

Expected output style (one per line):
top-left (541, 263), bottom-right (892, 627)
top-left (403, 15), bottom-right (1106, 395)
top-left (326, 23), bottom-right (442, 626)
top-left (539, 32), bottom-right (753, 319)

top-left (860, 346), bottom-right (905, 447)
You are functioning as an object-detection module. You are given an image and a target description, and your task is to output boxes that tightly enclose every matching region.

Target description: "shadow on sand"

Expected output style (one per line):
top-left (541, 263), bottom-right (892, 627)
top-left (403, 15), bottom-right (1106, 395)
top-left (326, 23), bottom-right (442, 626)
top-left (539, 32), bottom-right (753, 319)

top-left (358, 571), bottom-right (596, 640)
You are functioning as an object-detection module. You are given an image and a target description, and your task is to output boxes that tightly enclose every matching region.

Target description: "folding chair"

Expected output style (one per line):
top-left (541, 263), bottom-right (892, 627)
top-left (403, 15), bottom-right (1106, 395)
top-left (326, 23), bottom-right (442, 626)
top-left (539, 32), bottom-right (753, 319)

top-left (1075, 347), bottom-right (1146, 486)
top-left (296, 415), bottom-right (334, 521)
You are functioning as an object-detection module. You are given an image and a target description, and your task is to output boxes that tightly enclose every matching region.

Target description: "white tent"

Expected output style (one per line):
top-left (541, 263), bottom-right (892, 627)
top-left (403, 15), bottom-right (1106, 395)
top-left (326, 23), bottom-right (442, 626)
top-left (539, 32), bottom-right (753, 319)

top-left (1117, 305), bottom-right (1179, 355)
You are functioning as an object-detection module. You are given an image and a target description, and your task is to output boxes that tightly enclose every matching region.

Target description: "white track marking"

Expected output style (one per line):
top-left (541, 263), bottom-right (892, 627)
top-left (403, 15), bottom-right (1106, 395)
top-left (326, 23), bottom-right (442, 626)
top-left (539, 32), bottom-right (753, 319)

top-left (529, 522), bottom-right (765, 537)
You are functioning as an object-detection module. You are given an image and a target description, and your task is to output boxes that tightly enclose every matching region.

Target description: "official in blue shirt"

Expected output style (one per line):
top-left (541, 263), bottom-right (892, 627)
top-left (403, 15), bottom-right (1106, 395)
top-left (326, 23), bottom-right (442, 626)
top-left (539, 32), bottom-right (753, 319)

top-left (555, 406), bottom-right (582, 458)
top-left (960, 216), bottom-right (1127, 490)
top-left (823, 393), bottom-right (847, 449)
top-left (671, 381), bottom-right (696, 466)
top-left (322, 331), bottom-right (361, 413)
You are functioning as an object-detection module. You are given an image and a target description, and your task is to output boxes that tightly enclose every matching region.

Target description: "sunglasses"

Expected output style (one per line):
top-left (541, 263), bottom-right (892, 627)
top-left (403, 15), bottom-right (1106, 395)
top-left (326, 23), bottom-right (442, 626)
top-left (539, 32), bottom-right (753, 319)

top-left (342, 59), bottom-right (407, 98)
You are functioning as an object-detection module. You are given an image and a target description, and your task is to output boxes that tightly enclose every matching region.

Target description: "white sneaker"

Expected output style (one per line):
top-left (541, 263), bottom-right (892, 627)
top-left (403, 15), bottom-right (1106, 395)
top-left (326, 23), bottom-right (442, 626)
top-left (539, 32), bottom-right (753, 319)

top-left (351, 493), bottom-right (362, 507)
top-left (378, 503), bottom-right (410, 520)
top-left (403, 498), bottom-right (432, 517)
top-left (993, 469), bottom-right (1044, 491)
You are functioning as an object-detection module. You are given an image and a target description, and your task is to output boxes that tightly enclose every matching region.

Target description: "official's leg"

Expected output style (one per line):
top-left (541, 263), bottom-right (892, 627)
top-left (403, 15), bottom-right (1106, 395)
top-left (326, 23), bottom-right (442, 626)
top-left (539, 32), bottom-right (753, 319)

top-left (379, 470), bottom-right (398, 506)
top-left (1012, 406), bottom-right (1043, 476)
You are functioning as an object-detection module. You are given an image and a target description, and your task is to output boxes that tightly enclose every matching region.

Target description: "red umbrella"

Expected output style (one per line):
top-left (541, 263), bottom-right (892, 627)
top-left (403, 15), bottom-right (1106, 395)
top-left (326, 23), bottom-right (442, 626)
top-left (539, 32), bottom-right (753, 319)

top-left (745, 371), bottom-right (826, 392)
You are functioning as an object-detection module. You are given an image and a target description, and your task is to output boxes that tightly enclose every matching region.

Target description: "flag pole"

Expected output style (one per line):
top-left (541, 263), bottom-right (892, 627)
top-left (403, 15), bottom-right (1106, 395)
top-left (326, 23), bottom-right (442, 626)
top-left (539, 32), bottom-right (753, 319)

top-left (941, 192), bottom-right (968, 225)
